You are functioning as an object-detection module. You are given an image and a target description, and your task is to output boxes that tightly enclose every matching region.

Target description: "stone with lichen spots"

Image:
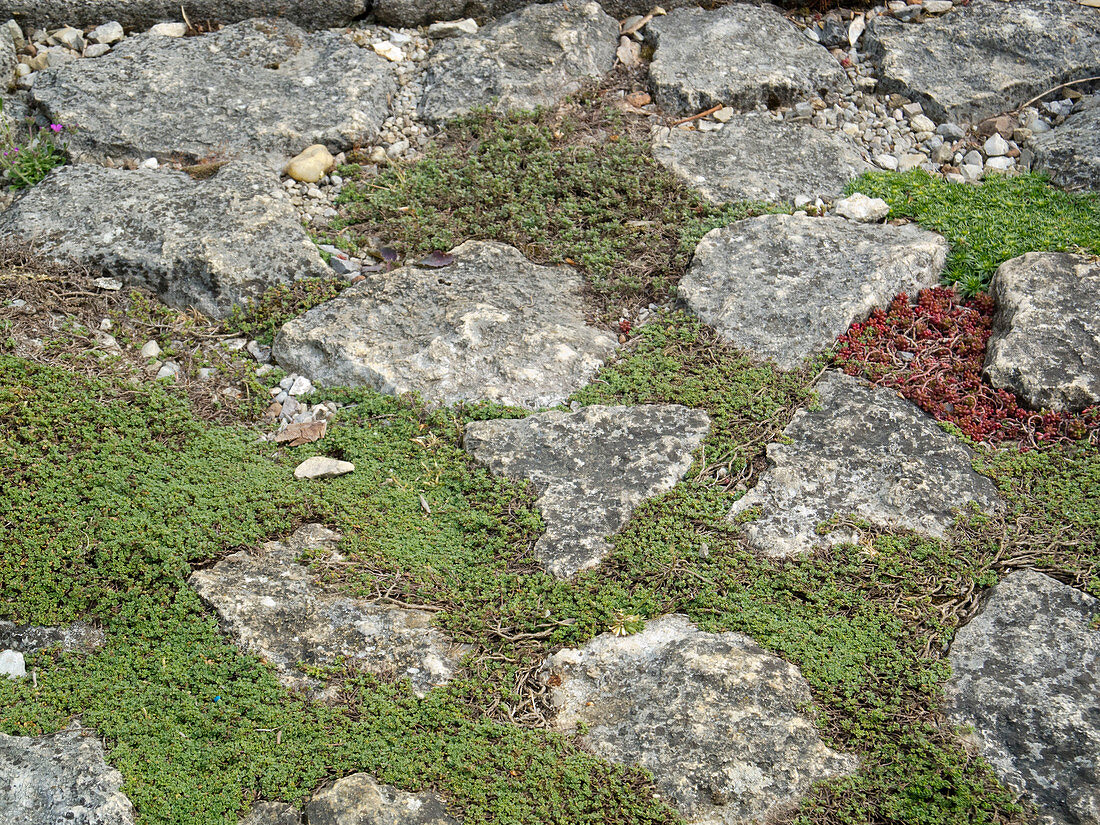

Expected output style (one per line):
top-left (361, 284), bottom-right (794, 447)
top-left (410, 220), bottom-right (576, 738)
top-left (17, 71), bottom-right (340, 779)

top-left (464, 404), bottom-right (710, 578)
top-left (543, 614), bottom-right (857, 824)
top-left (306, 774), bottom-right (459, 825)
top-left (984, 252), bottom-right (1100, 413)
top-left (0, 0), bottom-right (366, 30)
top-left (728, 371), bottom-right (1003, 556)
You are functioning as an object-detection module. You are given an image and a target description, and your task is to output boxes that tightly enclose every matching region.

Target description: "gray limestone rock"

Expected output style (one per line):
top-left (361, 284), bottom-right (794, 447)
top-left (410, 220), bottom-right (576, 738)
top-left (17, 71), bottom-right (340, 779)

top-left (648, 5), bottom-right (850, 116)
top-left (306, 774), bottom-right (458, 825)
top-left (189, 524), bottom-right (469, 697)
top-left (373, 0), bottom-right (466, 27)
top-left (0, 724), bottom-right (136, 825)
top-left (464, 405), bottom-right (711, 578)
top-left (30, 19), bottom-right (394, 164)
top-left (0, 1), bottom-right (366, 30)
top-left (1031, 95), bottom-right (1100, 192)
top-left (0, 620), bottom-right (104, 653)
top-left (865, 0), bottom-right (1100, 123)
top-left (0, 20), bottom-right (15, 92)
top-left (984, 252), bottom-right (1100, 412)
top-left (417, 1), bottom-right (618, 124)
top-left (544, 614), bottom-right (857, 824)
top-left (241, 802), bottom-right (303, 825)
top-left (652, 114), bottom-right (873, 205)
top-left (273, 241), bottom-right (618, 408)
top-left (0, 162), bottom-right (328, 320)
top-left (679, 214), bottom-right (948, 369)
top-left (945, 570), bottom-right (1100, 825)
top-left (727, 371), bottom-right (1004, 556)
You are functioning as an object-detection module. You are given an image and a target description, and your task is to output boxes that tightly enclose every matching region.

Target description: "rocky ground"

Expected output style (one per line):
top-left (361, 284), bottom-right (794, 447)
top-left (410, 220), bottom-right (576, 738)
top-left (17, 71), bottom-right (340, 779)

top-left (0, 1), bottom-right (1098, 824)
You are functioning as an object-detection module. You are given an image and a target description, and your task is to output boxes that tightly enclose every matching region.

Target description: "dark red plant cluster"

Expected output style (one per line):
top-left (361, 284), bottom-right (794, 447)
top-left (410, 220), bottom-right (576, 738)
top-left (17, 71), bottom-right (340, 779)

top-left (835, 287), bottom-right (1099, 448)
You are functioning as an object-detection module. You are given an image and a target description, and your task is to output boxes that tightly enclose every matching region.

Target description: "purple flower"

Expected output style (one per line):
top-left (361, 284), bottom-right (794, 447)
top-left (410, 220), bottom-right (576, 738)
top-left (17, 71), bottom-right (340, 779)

top-left (49, 124), bottom-right (63, 133)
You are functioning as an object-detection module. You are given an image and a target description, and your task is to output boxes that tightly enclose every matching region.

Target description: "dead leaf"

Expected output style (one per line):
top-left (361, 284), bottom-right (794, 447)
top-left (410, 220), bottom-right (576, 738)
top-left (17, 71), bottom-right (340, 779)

top-left (274, 420), bottom-right (327, 447)
top-left (415, 251), bottom-right (455, 268)
top-left (419, 494), bottom-right (431, 515)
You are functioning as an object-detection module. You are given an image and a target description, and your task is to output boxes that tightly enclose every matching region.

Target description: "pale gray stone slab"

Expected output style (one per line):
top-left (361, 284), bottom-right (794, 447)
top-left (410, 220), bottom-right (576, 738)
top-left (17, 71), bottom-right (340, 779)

top-left (652, 115), bottom-right (873, 205)
top-left (984, 252), bottom-right (1100, 413)
top-left (189, 525), bottom-right (470, 697)
top-left (0, 0), bottom-right (366, 29)
top-left (241, 802), bottom-right (302, 825)
top-left (464, 404), bottom-right (711, 578)
top-left (544, 614), bottom-right (857, 824)
top-left (417, 1), bottom-right (618, 124)
top-left (1031, 95), bottom-right (1100, 192)
top-left (0, 620), bottom-right (103, 653)
top-left (306, 774), bottom-right (459, 825)
top-left (679, 213), bottom-right (947, 370)
top-left (272, 241), bottom-right (618, 408)
top-left (30, 19), bottom-right (394, 164)
top-left (0, 724), bottom-right (136, 825)
top-left (865, 0), bottom-right (1100, 123)
top-left (0, 161), bottom-right (328, 320)
top-left (647, 4), bottom-right (851, 116)
top-left (728, 372), bottom-right (1004, 556)
top-left (946, 570), bottom-right (1100, 825)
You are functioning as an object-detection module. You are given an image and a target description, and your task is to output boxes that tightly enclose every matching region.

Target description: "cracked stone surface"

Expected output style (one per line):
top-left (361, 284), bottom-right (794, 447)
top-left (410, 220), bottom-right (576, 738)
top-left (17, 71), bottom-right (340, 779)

top-left (544, 614), bottom-right (857, 825)
top-left (984, 252), bottom-right (1100, 413)
top-left (417, 1), bottom-right (618, 124)
top-left (679, 214), bottom-right (948, 370)
top-left (464, 404), bottom-right (711, 578)
top-left (0, 620), bottom-right (103, 653)
top-left (0, 1), bottom-right (367, 29)
top-left (306, 774), bottom-right (459, 825)
top-left (647, 4), bottom-right (851, 116)
top-left (652, 114), bottom-right (873, 205)
top-left (865, 0), bottom-right (1100, 123)
top-left (189, 524), bottom-right (469, 697)
top-left (1032, 94), bottom-right (1100, 193)
top-left (30, 19), bottom-right (395, 164)
top-left (273, 241), bottom-right (618, 408)
top-left (0, 161), bottom-right (328, 320)
top-left (0, 723), bottom-right (136, 825)
top-left (945, 570), bottom-right (1100, 825)
top-left (727, 371), bottom-right (1004, 556)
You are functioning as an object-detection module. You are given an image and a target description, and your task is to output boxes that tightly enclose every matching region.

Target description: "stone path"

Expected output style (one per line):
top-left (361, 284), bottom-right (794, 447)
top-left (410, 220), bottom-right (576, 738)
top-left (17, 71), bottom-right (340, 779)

top-left (728, 371), bottom-right (1004, 556)
top-left (1, 2), bottom-right (1098, 823)
top-left (464, 405), bottom-right (711, 578)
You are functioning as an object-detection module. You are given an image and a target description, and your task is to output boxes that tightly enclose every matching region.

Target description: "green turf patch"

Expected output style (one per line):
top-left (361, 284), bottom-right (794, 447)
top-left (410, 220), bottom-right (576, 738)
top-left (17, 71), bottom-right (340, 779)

top-left (223, 276), bottom-right (348, 346)
top-left (327, 104), bottom-right (779, 305)
top-left (846, 170), bottom-right (1100, 295)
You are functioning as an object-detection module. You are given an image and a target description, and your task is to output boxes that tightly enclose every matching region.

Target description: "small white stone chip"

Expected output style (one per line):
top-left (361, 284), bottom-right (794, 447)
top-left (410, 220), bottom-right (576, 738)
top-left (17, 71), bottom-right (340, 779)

top-left (0, 650), bottom-right (25, 679)
top-left (293, 456), bottom-right (355, 480)
top-left (93, 277), bottom-right (123, 291)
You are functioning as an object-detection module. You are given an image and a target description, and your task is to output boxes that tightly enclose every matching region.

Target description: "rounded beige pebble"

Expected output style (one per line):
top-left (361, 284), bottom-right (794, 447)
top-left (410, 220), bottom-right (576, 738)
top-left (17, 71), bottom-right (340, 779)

top-left (294, 456), bottom-right (354, 480)
top-left (285, 144), bottom-right (335, 183)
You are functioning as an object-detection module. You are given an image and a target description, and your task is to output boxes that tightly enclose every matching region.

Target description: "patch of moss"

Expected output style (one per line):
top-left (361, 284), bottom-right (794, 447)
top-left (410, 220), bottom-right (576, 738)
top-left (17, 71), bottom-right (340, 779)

top-left (845, 170), bottom-right (1100, 295)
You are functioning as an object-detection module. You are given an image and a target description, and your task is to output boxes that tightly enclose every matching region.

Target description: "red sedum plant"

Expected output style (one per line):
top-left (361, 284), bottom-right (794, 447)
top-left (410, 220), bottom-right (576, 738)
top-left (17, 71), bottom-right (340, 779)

top-left (835, 287), bottom-right (1099, 448)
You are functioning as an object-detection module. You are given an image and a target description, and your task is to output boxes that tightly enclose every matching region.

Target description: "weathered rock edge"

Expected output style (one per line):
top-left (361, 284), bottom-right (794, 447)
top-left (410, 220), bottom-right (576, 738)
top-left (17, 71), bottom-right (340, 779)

top-left (0, 0), bottom-right (367, 30)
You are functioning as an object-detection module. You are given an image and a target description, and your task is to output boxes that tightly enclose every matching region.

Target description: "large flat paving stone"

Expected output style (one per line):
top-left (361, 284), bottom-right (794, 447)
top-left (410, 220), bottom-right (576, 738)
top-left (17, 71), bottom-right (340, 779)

top-left (679, 213), bottom-right (947, 370)
top-left (1031, 94), bottom-right (1100, 193)
top-left (306, 774), bottom-right (459, 825)
top-left (189, 524), bottom-right (469, 697)
top-left (30, 19), bottom-right (395, 163)
top-left (0, 724), bottom-right (136, 825)
top-left (272, 241), bottom-right (618, 408)
top-left (417, 1), bottom-right (617, 125)
top-left (0, 161), bottom-right (328, 320)
top-left (464, 404), bottom-right (711, 578)
top-left (647, 4), bottom-right (850, 116)
top-left (946, 570), bottom-right (1100, 825)
top-left (865, 0), bottom-right (1100, 124)
top-left (652, 114), bottom-right (873, 205)
top-left (728, 371), bottom-right (1004, 556)
top-left (984, 252), bottom-right (1100, 413)
top-left (0, 1), bottom-right (367, 29)
top-left (543, 614), bottom-right (857, 824)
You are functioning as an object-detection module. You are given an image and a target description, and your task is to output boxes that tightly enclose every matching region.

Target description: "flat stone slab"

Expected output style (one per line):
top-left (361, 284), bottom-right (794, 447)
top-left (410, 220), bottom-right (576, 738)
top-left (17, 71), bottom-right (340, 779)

top-left (0, 1), bottom-right (367, 29)
top-left (865, 0), bottom-right (1100, 123)
top-left (728, 371), bottom-right (1004, 556)
top-left (544, 614), bottom-right (856, 824)
top-left (945, 570), bottom-right (1100, 825)
top-left (984, 252), bottom-right (1100, 412)
top-left (0, 620), bottom-right (103, 653)
top-left (306, 774), bottom-right (459, 825)
top-left (189, 524), bottom-right (469, 697)
top-left (1032, 94), bottom-right (1100, 192)
top-left (652, 114), bottom-right (873, 205)
top-left (30, 19), bottom-right (394, 163)
top-left (273, 241), bottom-right (618, 408)
top-left (647, 4), bottom-right (851, 116)
top-left (679, 214), bottom-right (948, 370)
top-left (0, 161), bottom-right (328, 320)
top-left (464, 405), bottom-right (711, 578)
top-left (417, 0), bottom-right (618, 124)
top-left (0, 724), bottom-right (136, 825)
